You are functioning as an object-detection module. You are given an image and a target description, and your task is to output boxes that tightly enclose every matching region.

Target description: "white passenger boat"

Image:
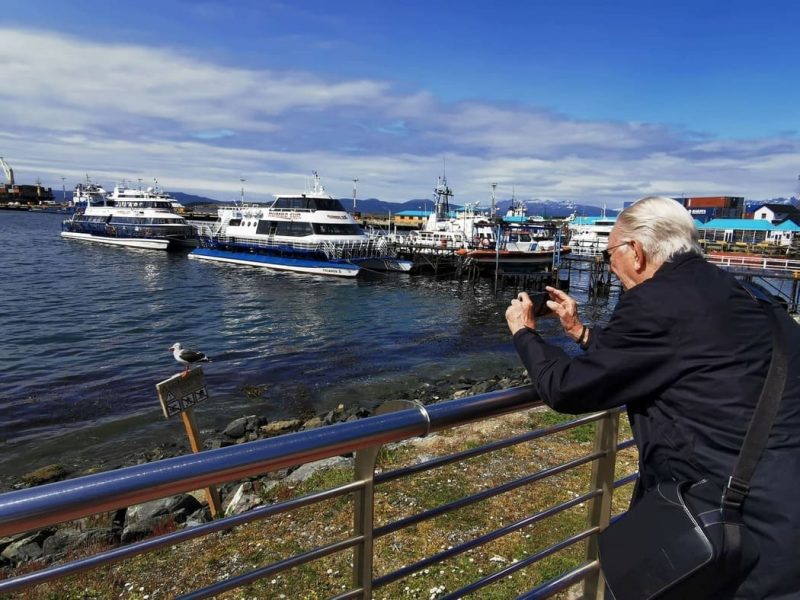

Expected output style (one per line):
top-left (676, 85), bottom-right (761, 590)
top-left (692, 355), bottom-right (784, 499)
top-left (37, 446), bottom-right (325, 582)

top-left (189, 172), bottom-right (412, 277)
top-left (61, 183), bottom-right (196, 250)
top-left (567, 214), bottom-right (617, 256)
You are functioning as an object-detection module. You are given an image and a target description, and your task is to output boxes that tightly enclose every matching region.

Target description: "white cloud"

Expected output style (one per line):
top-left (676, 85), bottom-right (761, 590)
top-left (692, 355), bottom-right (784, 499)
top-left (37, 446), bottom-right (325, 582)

top-left (0, 27), bottom-right (797, 205)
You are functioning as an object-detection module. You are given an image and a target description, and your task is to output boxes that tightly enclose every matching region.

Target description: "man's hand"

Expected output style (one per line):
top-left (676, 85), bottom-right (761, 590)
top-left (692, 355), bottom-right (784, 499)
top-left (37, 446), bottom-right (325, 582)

top-left (505, 292), bottom-right (536, 335)
top-left (545, 286), bottom-right (585, 341)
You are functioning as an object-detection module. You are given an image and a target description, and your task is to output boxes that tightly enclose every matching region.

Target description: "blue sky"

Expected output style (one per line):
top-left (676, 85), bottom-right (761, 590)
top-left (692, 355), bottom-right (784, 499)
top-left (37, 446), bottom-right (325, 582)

top-left (1, 0), bottom-right (798, 206)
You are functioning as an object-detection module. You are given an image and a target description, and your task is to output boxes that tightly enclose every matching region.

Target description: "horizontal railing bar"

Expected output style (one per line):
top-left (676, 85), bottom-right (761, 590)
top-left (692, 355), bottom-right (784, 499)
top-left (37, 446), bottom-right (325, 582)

top-left (0, 386), bottom-right (539, 537)
top-left (177, 535), bottom-right (363, 600)
top-left (613, 472), bottom-right (639, 490)
top-left (0, 479), bottom-right (366, 594)
top-left (328, 588), bottom-right (365, 600)
top-left (376, 411), bottom-right (605, 485)
top-left (516, 560), bottom-right (599, 600)
top-left (374, 488), bottom-right (601, 588)
top-left (375, 451), bottom-right (603, 538)
top-left (617, 438), bottom-right (636, 451)
top-left (438, 528), bottom-right (598, 600)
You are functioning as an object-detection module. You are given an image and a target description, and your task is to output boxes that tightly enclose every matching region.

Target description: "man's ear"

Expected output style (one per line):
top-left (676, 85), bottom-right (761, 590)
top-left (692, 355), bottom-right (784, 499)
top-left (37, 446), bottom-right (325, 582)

top-left (631, 240), bottom-right (645, 271)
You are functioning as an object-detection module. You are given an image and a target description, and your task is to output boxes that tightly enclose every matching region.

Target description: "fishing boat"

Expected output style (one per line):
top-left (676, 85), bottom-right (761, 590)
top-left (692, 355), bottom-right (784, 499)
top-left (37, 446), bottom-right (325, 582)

top-left (403, 176), bottom-right (496, 250)
top-left (457, 227), bottom-right (570, 271)
top-left (61, 182), bottom-right (196, 250)
top-left (189, 172), bottom-right (412, 277)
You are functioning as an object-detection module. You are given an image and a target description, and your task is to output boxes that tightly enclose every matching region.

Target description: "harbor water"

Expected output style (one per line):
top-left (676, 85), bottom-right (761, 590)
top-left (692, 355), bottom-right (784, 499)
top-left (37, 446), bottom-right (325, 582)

top-left (0, 211), bottom-right (614, 490)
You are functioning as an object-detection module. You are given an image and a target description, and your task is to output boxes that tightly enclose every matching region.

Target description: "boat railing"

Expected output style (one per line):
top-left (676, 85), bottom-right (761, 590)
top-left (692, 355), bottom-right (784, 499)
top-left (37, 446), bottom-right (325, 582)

top-left (0, 386), bottom-right (636, 599)
top-left (705, 253), bottom-right (800, 274)
top-left (204, 235), bottom-right (395, 260)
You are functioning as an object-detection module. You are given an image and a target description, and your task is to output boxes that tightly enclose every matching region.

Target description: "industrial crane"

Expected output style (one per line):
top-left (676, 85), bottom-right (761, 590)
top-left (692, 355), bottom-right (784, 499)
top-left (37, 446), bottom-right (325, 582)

top-left (0, 157), bottom-right (14, 186)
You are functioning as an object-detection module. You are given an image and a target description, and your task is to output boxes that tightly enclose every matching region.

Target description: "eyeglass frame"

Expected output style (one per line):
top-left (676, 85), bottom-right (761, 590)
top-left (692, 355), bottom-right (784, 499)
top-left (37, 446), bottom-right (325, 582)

top-left (601, 240), bottom-right (632, 263)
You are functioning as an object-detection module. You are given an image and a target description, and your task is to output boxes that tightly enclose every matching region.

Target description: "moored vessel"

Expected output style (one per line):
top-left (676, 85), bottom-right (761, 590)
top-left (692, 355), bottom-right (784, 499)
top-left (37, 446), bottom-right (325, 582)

top-left (189, 172), bottom-right (412, 277)
top-left (61, 182), bottom-right (196, 250)
top-left (567, 214), bottom-right (616, 256)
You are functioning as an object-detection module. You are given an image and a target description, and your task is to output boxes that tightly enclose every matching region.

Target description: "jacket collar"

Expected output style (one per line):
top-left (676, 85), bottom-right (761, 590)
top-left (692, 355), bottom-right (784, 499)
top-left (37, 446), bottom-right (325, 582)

top-left (654, 250), bottom-right (702, 277)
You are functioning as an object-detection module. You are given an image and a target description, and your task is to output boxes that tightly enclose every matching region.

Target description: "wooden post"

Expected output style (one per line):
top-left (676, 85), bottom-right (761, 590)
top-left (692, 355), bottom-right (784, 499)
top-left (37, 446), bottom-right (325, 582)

top-left (180, 408), bottom-right (223, 518)
top-left (156, 368), bottom-right (223, 518)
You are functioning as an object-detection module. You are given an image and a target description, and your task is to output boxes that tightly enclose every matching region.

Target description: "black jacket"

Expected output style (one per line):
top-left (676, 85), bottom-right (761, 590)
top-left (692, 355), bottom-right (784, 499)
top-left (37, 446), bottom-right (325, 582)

top-left (512, 252), bottom-right (800, 599)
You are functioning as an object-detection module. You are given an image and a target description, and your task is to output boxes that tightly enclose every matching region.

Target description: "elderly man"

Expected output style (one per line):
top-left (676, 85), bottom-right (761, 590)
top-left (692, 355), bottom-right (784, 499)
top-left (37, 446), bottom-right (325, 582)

top-left (505, 196), bottom-right (800, 599)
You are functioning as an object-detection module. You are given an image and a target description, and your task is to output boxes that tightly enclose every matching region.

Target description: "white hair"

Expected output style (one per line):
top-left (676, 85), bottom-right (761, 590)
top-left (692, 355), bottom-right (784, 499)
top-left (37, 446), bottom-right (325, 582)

top-left (615, 196), bottom-right (702, 265)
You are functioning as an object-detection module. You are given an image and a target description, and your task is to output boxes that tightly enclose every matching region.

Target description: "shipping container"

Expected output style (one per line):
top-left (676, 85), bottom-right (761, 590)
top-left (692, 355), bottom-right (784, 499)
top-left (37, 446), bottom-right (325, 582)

top-left (687, 197), bottom-right (730, 208)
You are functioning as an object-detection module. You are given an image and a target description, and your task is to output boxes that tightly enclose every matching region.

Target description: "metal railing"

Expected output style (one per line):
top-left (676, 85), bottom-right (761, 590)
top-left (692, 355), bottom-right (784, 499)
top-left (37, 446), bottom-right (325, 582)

top-left (0, 386), bottom-right (635, 599)
top-left (705, 253), bottom-right (800, 274)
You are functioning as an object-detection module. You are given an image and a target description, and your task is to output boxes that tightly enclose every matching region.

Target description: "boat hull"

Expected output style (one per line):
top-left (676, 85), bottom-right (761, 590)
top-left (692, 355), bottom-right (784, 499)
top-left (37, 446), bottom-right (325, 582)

top-left (188, 247), bottom-right (361, 277)
top-left (352, 256), bottom-right (413, 273)
top-left (60, 231), bottom-right (171, 251)
top-left (457, 248), bottom-right (567, 268)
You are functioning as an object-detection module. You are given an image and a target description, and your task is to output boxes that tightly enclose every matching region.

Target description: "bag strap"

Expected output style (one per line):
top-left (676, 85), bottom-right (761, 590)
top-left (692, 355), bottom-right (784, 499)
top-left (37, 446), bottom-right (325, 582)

top-left (722, 285), bottom-right (790, 511)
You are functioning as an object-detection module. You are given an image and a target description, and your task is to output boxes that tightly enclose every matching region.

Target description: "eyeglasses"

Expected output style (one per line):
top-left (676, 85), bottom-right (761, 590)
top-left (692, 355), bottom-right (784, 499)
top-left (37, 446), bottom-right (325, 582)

top-left (602, 241), bottom-right (631, 263)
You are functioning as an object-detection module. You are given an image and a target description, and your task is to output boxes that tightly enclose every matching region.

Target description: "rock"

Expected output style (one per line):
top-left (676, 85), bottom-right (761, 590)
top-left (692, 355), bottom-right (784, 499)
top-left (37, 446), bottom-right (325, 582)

top-left (1, 529), bottom-right (52, 565)
top-left (222, 415), bottom-right (262, 439)
top-left (223, 416), bottom-right (252, 438)
top-left (41, 528), bottom-right (116, 560)
top-left (223, 482), bottom-right (263, 516)
top-left (185, 507), bottom-right (212, 528)
top-left (121, 521), bottom-right (158, 545)
top-left (124, 494), bottom-right (202, 532)
top-left (285, 457), bottom-right (351, 483)
top-left (41, 528), bottom-right (82, 558)
top-left (469, 380), bottom-right (497, 395)
top-left (302, 416), bottom-right (324, 430)
top-left (259, 419), bottom-right (302, 436)
top-left (205, 437), bottom-right (233, 450)
top-left (21, 464), bottom-right (68, 486)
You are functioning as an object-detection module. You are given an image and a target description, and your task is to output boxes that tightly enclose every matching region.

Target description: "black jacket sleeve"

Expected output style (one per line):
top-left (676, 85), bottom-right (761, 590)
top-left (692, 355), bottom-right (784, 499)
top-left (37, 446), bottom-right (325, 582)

top-left (512, 290), bottom-right (678, 414)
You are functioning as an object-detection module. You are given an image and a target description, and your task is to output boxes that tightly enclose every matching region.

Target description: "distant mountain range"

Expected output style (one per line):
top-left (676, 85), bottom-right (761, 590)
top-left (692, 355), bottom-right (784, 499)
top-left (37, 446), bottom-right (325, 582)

top-left (744, 197), bottom-right (800, 212)
top-left (179, 194), bottom-right (611, 217)
top-left (62, 189), bottom-right (800, 218)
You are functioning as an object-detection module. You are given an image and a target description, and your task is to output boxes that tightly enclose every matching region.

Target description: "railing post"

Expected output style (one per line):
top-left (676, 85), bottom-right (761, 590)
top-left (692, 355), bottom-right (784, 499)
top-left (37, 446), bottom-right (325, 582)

top-left (584, 408), bottom-right (620, 600)
top-left (352, 400), bottom-right (420, 598)
top-left (353, 446), bottom-right (380, 598)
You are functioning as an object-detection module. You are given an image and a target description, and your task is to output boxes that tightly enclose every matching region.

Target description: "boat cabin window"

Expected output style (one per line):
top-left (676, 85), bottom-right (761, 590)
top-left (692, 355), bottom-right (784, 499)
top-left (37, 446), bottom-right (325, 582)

top-left (308, 197), bottom-right (345, 211)
top-left (270, 197), bottom-right (346, 211)
top-left (256, 219), bottom-right (312, 237)
top-left (312, 223), bottom-right (363, 235)
top-left (508, 233), bottom-right (532, 243)
top-left (228, 218), bottom-right (242, 226)
top-left (276, 221), bottom-right (313, 236)
top-left (256, 220), bottom-right (277, 235)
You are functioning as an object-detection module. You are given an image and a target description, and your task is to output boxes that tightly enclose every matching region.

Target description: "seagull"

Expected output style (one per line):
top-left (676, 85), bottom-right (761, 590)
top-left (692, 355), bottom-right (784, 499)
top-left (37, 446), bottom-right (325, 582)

top-left (169, 342), bottom-right (211, 377)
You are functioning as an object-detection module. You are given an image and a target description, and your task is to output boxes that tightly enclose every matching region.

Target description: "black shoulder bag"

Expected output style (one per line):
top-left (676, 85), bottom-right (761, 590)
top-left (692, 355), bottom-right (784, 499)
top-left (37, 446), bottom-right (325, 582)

top-left (598, 297), bottom-right (789, 600)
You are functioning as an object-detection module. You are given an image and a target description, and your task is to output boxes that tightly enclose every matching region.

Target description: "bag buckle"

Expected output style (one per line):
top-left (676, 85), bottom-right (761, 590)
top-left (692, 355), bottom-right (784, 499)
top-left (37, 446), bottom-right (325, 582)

top-left (722, 475), bottom-right (749, 510)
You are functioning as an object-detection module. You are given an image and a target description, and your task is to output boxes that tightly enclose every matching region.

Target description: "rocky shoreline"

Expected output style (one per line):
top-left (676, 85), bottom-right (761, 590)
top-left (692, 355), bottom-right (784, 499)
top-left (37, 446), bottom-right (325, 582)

top-left (1, 367), bottom-right (531, 570)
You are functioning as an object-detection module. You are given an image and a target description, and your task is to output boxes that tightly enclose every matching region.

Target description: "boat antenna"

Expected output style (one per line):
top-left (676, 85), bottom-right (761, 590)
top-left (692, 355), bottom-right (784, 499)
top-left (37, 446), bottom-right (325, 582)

top-left (352, 177), bottom-right (359, 212)
top-left (239, 178), bottom-right (246, 206)
top-left (491, 183), bottom-right (497, 218)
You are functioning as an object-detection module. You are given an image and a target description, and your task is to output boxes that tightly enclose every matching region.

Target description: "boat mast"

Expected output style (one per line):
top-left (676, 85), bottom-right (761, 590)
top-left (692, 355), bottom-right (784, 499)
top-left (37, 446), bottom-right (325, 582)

top-left (433, 174), bottom-right (453, 220)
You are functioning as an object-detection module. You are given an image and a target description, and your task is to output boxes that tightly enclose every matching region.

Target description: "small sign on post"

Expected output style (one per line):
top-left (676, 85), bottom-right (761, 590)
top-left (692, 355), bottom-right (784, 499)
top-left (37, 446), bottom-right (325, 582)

top-left (156, 368), bottom-right (223, 518)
